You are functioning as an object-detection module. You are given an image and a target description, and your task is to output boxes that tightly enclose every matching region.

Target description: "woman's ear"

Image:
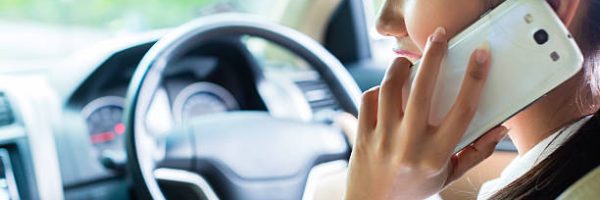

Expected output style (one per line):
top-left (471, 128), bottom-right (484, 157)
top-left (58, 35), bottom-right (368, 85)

top-left (547, 0), bottom-right (582, 26)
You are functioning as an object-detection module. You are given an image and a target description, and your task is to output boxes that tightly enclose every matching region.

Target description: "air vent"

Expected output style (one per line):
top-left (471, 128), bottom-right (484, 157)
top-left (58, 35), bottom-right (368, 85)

top-left (295, 78), bottom-right (340, 114)
top-left (0, 94), bottom-right (15, 127)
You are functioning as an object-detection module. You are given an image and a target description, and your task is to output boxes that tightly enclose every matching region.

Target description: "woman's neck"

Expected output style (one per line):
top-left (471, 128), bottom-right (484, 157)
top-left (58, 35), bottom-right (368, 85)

top-left (505, 72), bottom-right (594, 154)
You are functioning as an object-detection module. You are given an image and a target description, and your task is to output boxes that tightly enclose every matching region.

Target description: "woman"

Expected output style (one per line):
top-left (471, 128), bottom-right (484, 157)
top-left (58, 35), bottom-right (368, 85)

top-left (343, 0), bottom-right (600, 199)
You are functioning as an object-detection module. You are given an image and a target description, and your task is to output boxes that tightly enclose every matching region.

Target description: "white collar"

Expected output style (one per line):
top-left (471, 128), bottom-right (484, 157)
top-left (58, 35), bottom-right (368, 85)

top-left (477, 115), bottom-right (593, 200)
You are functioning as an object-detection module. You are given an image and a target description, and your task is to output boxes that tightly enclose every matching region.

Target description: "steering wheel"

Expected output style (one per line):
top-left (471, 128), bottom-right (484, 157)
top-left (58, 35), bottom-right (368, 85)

top-left (124, 13), bottom-right (362, 200)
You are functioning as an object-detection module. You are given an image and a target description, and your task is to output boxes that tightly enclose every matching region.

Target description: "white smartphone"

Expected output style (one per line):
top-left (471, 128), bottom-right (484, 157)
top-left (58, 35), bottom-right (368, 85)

top-left (403, 0), bottom-right (584, 153)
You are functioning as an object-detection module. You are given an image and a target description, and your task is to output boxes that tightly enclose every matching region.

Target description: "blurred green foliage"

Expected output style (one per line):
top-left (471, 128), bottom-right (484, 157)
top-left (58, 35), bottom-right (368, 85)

top-left (0, 0), bottom-right (221, 30)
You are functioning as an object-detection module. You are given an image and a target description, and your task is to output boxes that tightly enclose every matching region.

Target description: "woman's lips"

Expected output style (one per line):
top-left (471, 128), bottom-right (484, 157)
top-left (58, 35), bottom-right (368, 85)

top-left (393, 48), bottom-right (421, 59)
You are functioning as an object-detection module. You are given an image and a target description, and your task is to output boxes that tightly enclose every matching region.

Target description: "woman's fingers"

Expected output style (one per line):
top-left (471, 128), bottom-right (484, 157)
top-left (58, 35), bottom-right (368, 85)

top-left (334, 113), bottom-right (359, 146)
top-left (377, 57), bottom-right (412, 126)
top-left (404, 27), bottom-right (448, 126)
top-left (446, 126), bottom-right (509, 184)
top-left (357, 87), bottom-right (380, 135)
top-left (439, 43), bottom-right (491, 150)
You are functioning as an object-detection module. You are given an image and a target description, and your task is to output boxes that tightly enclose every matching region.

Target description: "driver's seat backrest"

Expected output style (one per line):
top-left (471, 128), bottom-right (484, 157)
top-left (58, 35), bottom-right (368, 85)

top-left (558, 165), bottom-right (600, 199)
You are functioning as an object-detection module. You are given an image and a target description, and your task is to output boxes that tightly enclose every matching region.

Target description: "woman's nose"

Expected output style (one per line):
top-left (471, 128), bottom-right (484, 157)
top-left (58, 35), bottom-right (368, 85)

top-left (375, 0), bottom-right (408, 37)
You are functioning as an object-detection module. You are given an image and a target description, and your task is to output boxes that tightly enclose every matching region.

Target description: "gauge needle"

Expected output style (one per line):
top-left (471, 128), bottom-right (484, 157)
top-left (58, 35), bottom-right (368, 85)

top-left (91, 131), bottom-right (116, 144)
top-left (91, 123), bottom-right (126, 144)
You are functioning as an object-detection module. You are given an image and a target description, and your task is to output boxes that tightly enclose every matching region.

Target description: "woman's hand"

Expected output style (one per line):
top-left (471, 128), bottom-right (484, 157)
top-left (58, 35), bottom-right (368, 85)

top-left (344, 27), bottom-right (509, 200)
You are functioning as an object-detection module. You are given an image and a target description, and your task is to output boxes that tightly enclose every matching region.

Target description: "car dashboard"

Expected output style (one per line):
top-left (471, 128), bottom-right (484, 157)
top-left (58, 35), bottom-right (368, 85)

top-left (0, 32), bottom-right (345, 199)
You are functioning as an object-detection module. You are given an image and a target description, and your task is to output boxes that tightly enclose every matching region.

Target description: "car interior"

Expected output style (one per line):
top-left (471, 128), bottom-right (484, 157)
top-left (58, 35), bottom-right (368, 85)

top-left (4, 0), bottom-right (585, 199)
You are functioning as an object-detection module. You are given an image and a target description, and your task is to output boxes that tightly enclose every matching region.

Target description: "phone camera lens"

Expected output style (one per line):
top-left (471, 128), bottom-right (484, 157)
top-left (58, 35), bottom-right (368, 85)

top-left (534, 29), bottom-right (549, 45)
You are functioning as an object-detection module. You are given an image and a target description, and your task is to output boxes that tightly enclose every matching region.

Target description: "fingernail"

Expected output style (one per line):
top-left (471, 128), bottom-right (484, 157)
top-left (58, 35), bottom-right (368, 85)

top-left (496, 126), bottom-right (510, 141)
top-left (475, 42), bottom-right (490, 65)
top-left (430, 27), bottom-right (447, 43)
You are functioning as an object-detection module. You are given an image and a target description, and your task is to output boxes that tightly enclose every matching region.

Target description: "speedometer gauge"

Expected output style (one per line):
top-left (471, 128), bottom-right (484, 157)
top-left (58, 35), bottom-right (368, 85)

top-left (81, 96), bottom-right (126, 159)
top-left (173, 82), bottom-right (239, 124)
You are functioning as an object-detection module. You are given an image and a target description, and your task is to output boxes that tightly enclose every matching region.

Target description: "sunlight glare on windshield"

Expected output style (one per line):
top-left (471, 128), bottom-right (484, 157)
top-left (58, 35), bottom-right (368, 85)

top-left (0, 0), bottom-right (340, 68)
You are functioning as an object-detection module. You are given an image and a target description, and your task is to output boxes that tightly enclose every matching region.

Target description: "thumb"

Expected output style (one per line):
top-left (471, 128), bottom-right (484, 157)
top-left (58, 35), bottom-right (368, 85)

top-left (446, 125), bottom-right (509, 184)
top-left (334, 112), bottom-right (359, 146)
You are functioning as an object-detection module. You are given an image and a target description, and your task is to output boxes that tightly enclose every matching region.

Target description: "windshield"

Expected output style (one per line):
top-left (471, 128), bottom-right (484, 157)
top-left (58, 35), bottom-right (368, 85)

top-left (0, 0), bottom-right (341, 68)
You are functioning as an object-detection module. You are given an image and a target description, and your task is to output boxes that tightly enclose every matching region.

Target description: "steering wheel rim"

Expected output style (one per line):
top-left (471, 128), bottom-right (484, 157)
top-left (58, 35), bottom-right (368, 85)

top-left (124, 13), bottom-right (362, 199)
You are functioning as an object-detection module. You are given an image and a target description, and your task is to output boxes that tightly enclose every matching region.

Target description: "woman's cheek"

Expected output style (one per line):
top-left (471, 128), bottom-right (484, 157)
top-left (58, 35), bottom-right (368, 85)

top-left (405, 16), bottom-right (436, 50)
top-left (404, 1), bottom-right (485, 51)
top-left (404, 4), bottom-right (447, 50)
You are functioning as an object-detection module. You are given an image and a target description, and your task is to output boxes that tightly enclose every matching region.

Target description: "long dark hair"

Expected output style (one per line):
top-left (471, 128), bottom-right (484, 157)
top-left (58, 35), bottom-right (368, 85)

top-left (490, 0), bottom-right (600, 199)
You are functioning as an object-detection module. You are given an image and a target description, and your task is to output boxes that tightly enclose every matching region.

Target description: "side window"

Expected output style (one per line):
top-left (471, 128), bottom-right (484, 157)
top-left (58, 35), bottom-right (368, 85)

top-left (363, 0), bottom-right (397, 67)
top-left (277, 0), bottom-right (343, 42)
